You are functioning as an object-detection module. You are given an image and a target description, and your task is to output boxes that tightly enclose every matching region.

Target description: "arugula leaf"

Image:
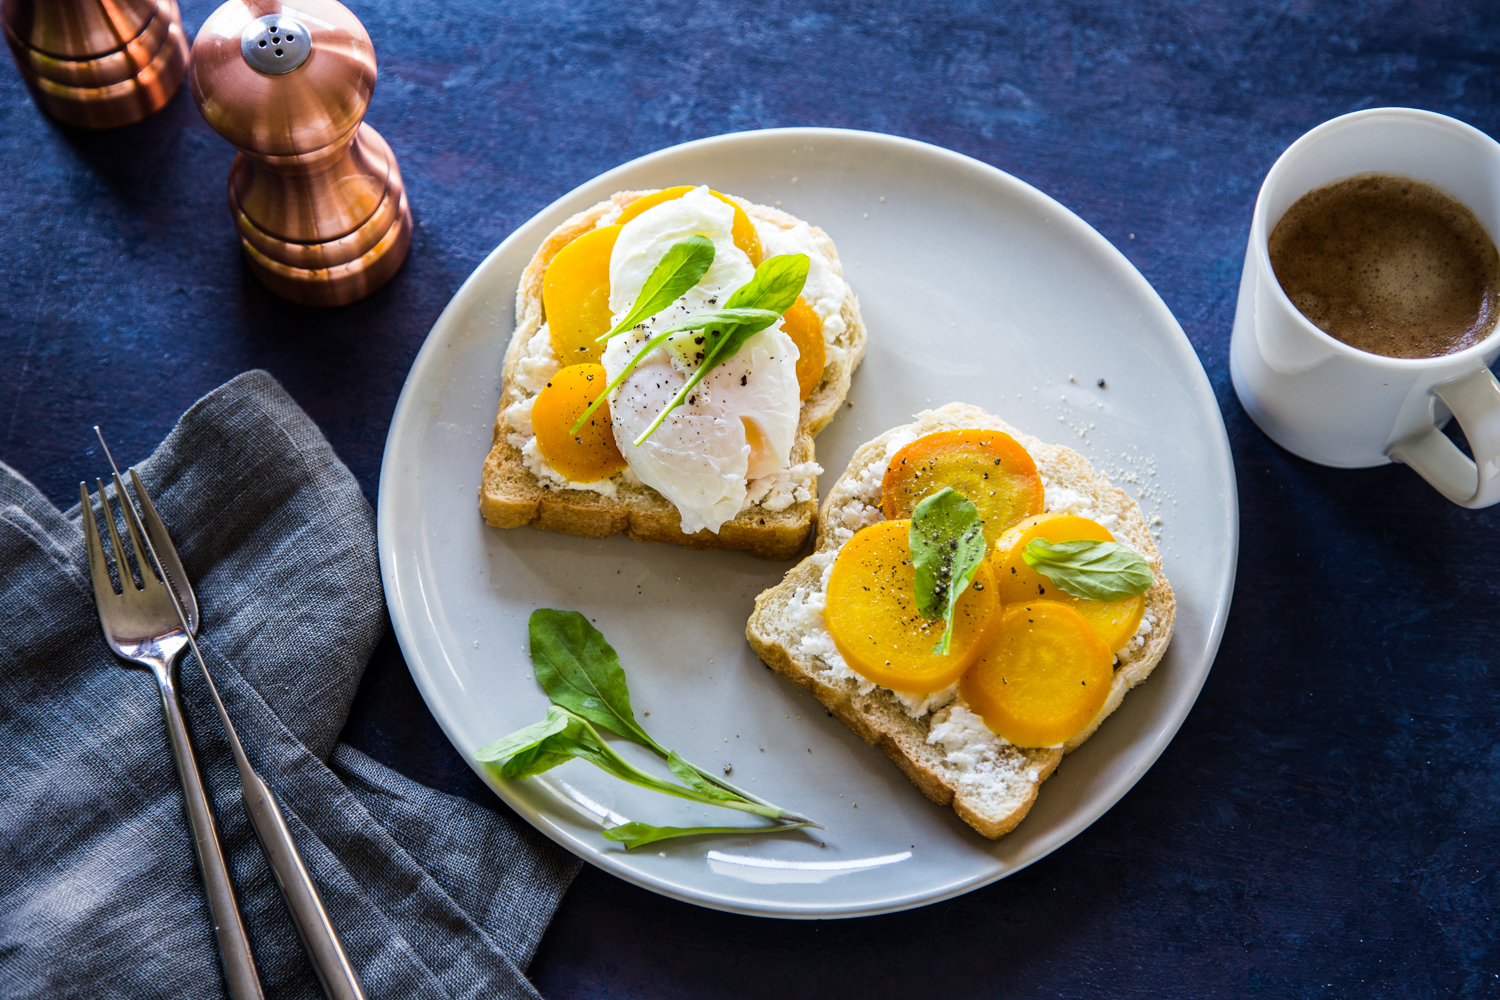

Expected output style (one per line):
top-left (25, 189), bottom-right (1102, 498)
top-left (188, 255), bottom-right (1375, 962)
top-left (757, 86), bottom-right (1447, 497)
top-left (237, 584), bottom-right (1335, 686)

top-left (529, 609), bottom-right (663, 751)
top-left (498, 740), bottom-right (581, 780)
top-left (524, 611), bottom-right (815, 823)
top-left (652, 307), bottom-right (783, 334)
top-left (602, 820), bottom-right (814, 850)
top-left (473, 705), bottom-right (575, 762)
top-left (569, 322), bottom-right (688, 435)
top-left (482, 706), bottom-right (791, 818)
top-left (477, 611), bottom-right (824, 847)
top-left (631, 253), bottom-right (810, 445)
top-left (666, 751), bottom-right (742, 802)
top-left (722, 251), bottom-right (808, 314)
top-left (1021, 538), bottom-right (1154, 601)
top-left (596, 235), bottom-right (715, 343)
top-left (909, 487), bottom-right (988, 655)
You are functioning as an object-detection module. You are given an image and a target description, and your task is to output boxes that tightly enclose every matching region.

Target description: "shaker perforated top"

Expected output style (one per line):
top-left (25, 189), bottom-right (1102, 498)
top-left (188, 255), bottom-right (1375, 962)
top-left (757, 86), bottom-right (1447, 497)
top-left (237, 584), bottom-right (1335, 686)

top-left (240, 14), bottom-right (311, 74)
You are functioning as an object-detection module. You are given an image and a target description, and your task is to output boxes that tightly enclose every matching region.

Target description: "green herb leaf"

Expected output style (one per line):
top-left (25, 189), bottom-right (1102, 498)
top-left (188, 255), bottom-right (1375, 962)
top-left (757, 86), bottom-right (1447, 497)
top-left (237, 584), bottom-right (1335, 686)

top-left (1021, 538), bottom-right (1154, 601)
top-left (529, 609), bottom-right (663, 751)
top-left (909, 487), bottom-right (988, 656)
top-left (473, 704), bottom-right (575, 763)
top-left (632, 253), bottom-right (810, 445)
top-left (602, 820), bottom-right (815, 850)
top-left (597, 235), bottom-right (716, 343)
top-left (653, 307), bottom-right (784, 334)
top-left (498, 739), bottom-right (582, 779)
top-left (568, 322), bottom-right (685, 435)
top-left (667, 751), bottom-right (743, 802)
top-left (479, 706), bottom-right (791, 819)
top-left (478, 610), bottom-right (823, 839)
top-left (722, 252), bottom-right (810, 314)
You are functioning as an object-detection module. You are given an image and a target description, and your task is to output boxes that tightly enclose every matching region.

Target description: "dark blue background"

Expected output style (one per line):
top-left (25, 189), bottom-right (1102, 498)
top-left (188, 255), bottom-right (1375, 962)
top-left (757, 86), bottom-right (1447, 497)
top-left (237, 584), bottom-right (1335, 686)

top-left (3, 1), bottom-right (1497, 996)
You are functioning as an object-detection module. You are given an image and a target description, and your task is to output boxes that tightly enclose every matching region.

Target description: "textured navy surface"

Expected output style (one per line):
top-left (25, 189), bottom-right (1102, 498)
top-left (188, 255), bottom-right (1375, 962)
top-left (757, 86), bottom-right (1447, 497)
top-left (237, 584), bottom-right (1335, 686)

top-left (3, 1), bottom-right (1498, 996)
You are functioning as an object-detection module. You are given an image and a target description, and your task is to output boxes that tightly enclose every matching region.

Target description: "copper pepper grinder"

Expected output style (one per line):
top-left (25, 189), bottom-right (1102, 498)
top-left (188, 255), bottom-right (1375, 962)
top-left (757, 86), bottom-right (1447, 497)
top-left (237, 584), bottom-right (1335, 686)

top-left (1, 0), bottom-right (189, 127)
top-left (188, 0), bottom-right (411, 307)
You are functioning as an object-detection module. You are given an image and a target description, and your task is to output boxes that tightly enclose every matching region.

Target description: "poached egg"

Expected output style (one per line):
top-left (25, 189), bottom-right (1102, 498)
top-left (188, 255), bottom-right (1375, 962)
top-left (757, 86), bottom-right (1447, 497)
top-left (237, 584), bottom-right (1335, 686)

top-left (602, 186), bottom-right (802, 534)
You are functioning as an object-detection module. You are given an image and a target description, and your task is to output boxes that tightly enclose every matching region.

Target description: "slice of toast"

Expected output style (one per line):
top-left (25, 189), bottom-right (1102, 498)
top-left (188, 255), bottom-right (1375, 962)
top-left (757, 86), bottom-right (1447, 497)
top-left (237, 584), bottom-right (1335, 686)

top-left (479, 190), bottom-right (867, 560)
top-left (745, 403), bottom-right (1176, 838)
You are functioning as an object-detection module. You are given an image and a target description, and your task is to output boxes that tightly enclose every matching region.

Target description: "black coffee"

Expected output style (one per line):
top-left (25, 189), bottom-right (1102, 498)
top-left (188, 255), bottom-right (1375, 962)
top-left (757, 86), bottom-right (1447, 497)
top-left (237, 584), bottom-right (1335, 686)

top-left (1268, 173), bottom-right (1500, 359)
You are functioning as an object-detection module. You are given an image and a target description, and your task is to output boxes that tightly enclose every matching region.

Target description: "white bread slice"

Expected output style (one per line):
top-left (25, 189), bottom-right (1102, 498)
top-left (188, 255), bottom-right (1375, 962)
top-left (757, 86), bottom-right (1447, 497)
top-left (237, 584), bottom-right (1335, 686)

top-left (745, 403), bottom-right (1176, 838)
top-left (479, 190), bottom-right (867, 560)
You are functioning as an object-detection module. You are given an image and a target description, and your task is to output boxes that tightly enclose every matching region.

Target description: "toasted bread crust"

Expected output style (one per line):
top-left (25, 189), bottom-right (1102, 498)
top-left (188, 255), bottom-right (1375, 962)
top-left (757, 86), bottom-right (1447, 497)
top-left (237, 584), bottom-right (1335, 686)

top-left (479, 191), bottom-right (867, 559)
top-left (746, 403), bottom-right (1176, 838)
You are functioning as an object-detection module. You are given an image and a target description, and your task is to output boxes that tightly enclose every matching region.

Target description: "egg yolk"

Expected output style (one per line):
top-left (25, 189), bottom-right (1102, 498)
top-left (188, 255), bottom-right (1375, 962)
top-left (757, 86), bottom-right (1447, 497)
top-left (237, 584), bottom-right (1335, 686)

top-left (781, 295), bottom-right (825, 399)
top-left (994, 513), bottom-right (1146, 653)
top-left (617, 186), bottom-right (764, 265)
top-left (543, 225), bottom-right (622, 365)
top-left (881, 429), bottom-right (1044, 546)
top-left (824, 519), bottom-right (1001, 694)
top-left (959, 601), bottom-right (1112, 748)
top-left (532, 363), bottom-right (627, 483)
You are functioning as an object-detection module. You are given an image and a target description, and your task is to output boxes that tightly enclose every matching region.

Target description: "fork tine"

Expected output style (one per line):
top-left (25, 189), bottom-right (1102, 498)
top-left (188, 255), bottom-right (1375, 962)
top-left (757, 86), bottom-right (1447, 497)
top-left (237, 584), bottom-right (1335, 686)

top-left (128, 467), bottom-right (198, 631)
top-left (98, 478), bottom-right (135, 592)
top-left (80, 482), bottom-right (118, 602)
top-left (113, 471), bottom-right (166, 599)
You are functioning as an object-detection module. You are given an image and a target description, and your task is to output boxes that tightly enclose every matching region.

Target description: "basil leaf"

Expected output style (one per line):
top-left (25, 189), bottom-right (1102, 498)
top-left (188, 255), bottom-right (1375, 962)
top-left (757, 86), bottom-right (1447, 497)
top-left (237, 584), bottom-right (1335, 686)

top-left (529, 609), bottom-right (662, 751)
top-left (909, 487), bottom-right (988, 656)
top-left (597, 235), bottom-right (715, 343)
top-left (473, 704), bottom-right (575, 762)
top-left (631, 253), bottom-right (810, 445)
top-left (602, 821), bottom-right (814, 850)
top-left (1022, 538), bottom-right (1154, 601)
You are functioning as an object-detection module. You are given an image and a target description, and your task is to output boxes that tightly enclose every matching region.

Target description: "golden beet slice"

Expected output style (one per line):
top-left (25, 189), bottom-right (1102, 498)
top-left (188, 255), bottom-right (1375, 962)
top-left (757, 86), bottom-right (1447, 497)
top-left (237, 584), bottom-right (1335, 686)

top-left (617, 185), bottom-right (764, 265)
top-left (781, 295), bottom-right (825, 399)
top-left (543, 225), bottom-right (621, 365)
top-left (995, 513), bottom-right (1146, 653)
top-left (881, 429), bottom-right (1044, 546)
top-left (824, 519), bottom-right (1000, 694)
top-left (959, 601), bottom-right (1112, 748)
top-left (532, 364), bottom-right (626, 483)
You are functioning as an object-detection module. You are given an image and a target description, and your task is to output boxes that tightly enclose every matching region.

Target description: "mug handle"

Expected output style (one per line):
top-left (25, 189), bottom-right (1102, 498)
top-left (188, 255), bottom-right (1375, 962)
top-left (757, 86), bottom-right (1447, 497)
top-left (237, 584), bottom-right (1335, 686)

top-left (1388, 367), bottom-right (1500, 508)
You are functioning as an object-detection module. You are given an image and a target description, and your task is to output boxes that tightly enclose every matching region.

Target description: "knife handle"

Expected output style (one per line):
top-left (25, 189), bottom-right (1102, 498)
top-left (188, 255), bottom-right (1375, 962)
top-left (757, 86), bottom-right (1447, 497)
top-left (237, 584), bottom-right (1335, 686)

top-left (239, 769), bottom-right (365, 1000)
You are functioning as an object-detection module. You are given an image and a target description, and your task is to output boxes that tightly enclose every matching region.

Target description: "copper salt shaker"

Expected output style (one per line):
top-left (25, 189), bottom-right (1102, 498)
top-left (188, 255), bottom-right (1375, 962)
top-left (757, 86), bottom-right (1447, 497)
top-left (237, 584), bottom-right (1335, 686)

top-left (1, 0), bottom-right (189, 127)
top-left (189, 0), bottom-right (411, 307)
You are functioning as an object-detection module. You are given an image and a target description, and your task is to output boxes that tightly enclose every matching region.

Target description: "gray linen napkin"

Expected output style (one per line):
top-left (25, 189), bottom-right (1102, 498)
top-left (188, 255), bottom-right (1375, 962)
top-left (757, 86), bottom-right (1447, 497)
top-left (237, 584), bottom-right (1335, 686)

top-left (0, 370), bottom-right (579, 999)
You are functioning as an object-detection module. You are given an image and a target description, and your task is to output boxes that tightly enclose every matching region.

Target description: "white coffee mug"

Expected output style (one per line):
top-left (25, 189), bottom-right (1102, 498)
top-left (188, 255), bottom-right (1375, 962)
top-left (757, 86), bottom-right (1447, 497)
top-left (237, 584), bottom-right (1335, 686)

top-left (1229, 107), bottom-right (1500, 507)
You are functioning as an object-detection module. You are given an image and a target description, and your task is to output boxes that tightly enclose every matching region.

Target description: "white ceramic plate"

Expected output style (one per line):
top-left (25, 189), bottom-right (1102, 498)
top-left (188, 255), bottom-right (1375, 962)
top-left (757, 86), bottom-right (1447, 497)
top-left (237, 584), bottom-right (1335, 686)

top-left (379, 128), bottom-right (1238, 919)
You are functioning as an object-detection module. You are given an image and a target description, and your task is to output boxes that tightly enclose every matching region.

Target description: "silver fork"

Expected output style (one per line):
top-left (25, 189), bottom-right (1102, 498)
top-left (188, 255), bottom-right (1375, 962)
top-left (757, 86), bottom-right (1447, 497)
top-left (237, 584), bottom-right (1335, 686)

top-left (81, 476), bottom-right (266, 1000)
top-left (101, 456), bottom-right (366, 1000)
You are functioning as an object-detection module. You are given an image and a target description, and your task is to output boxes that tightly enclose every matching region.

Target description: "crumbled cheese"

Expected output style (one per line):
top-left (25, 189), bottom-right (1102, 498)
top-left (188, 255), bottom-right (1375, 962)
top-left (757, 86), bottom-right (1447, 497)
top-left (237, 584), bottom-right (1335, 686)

top-left (745, 461), bottom-right (823, 511)
top-left (1042, 476), bottom-right (1122, 534)
top-left (1117, 609), bottom-right (1157, 662)
top-left (754, 220), bottom-right (850, 343)
top-left (892, 683), bottom-right (958, 719)
top-left (516, 325), bottom-right (561, 394)
top-left (505, 350), bottom-right (632, 498)
top-left (925, 702), bottom-right (1040, 794)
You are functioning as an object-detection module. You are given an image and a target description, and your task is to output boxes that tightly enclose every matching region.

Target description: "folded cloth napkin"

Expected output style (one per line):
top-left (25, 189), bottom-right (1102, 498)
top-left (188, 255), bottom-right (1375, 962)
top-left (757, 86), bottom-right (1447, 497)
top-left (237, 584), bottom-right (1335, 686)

top-left (0, 371), bottom-right (579, 1000)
